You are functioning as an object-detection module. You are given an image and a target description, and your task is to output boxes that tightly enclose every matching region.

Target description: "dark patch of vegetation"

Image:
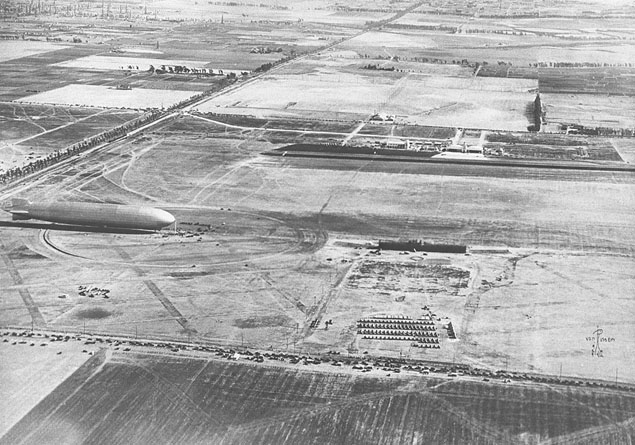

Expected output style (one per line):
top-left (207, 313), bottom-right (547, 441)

top-left (75, 307), bottom-right (112, 320)
top-left (234, 315), bottom-right (293, 329)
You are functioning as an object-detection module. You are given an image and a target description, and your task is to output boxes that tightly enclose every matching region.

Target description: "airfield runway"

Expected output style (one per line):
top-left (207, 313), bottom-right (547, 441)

top-left (1, 122), bottom-right (634, 382)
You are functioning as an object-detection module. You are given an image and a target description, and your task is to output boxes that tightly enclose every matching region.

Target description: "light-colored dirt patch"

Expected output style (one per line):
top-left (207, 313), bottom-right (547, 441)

top-left (197, 69), bottom-right (537, 130)
top-left (0, 336), bottom-right (90, 437)
top-left (16, 84), bottom-right (201, 109)
top-left (463, 252), bottom-right (635, 382)
top-left (53, 55), bottom-right (232, 71)
top-left (119, 47), bottom-right (164, 54)
top-left (150, 0), bottom-right (390, 24)
top-left (609, 138), bottom-right (635, 164)
top-left (198, 76), bottom-right (394, 115)
top-left (0, 41), bottom-right (68, 63)
top-left (346, 31), bottom-right (440, 49)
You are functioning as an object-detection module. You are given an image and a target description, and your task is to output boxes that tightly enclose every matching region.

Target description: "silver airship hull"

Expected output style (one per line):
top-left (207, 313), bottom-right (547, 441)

top-left (7, 199), bottom-right (175, 230)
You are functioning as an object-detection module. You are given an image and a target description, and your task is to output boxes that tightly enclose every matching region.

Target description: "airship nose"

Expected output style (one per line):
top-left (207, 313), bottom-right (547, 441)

top-left (156, 209), bottom-right (176, 227)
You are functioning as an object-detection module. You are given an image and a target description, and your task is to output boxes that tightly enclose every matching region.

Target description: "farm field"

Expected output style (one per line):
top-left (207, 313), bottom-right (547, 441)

top-left (2, 350), bottom-right (635, 445)
top-left (0, 44), bottom-right (104, 102)
top-left (0, 103), bottom-right (142, 173)
top-left (14, 109), bottom-right (143, 152)
top-left (338, 25), bottom-right (635, 67)
top-left (0, 103), bottom-right (102, 141)
top-left (197, 59), bottom-right (537, 130)
top-left (542, 93), bottom-right (635, 129)
top-left (478, 66), bottom-right (635, 97)
top-left (0, 41), bottom-right (70, 63)
top-left (147, 0), bottom-right (393, 25)
top-left (16, 84), bottom-right (201, 110)
top-left (54, 55), bottom-right (211, 71)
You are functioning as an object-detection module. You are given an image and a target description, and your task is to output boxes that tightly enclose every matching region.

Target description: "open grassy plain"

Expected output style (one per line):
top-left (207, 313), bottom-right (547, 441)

top-left (17, 84), bottom-right (202, 109)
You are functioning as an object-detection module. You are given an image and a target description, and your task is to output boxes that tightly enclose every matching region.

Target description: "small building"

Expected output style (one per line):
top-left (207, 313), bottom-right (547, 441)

top-left (385, 139), bottom-right (406, 149)
top-left (466, 145), bottom-right (483, 154)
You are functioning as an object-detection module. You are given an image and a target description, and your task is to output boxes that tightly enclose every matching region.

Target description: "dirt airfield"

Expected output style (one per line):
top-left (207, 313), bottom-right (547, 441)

top-left (2, 122), bottom-right (634, 386)
top-left (2, 0), bottom-right (635, 442)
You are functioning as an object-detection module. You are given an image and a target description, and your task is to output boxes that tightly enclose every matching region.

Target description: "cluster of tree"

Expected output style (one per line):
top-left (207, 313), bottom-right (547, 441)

top-left (254, 62), bottom-right (273, 73)
top-left (249, 19), bottom-right (297, 25)
top-left (253, 52), bottom-right (298, 73)
top-left (361, 64), bottom-right (396, 71)
top-left (456, 28), bottom-right (531, 36)
top-left (358, 53), bottom-right (482, 68)
top-left (335, 6), bottom-right (392, 13)
top-left (478, 12), bottom-right (541, 19)
top-left (384, 23), bottom-right (460, 32)
top-left (208, 1), bottom-right (288, 9)
top-left (250, 46), bottom-right (283, 54)
top-left (552, 34), bottom-right (634, 41)
top-left (149, 65), bottom-right (248, 77)
top-left (528, 93), bottom-right (543, 132)
top-left (566, 125), bottom-right (635, 137)
top-left (530, 62), bottom-right (634, 68)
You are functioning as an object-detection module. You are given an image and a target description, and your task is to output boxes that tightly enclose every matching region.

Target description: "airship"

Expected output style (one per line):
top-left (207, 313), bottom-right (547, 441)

top-left (4, 199), bottom-right (175, 230)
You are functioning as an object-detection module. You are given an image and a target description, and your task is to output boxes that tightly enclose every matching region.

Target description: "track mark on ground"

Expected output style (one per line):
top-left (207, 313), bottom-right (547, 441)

top-left (0, 240), bottom-right (46, 327)
top-left (302, 259), bottom-right (354, 337)
top-left (115, 247), bottom-right (196, 333)
top-left (259, 272), bottom-right (307, 315)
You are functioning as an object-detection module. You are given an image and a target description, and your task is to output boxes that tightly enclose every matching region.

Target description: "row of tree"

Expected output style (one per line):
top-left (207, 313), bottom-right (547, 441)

top-left (530, 62), bottom-right (634, 68)
top-left (149, 65), bottom-right (249, 77)
top-left (566, 125), bottom-right (635, 137)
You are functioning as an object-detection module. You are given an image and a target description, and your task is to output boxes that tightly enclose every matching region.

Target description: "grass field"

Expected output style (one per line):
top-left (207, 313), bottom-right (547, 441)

top-left (53, 55), bottom-right (217, 71)
top-left (0, 41), bottom-right (70, 63)
top-left (479, 66), bottom-right (635, 97)
top-left (197, 58), bottom-right (537, 130)
top-left (2, 350), bottom-right (634, 444)
top-left (148, 0), bottom-right (392, 24)
top-left (543, 93), bottom-right (635, 129)
top-left (16, 84), bottom-right (201, 109)
top-left (0, 103), bottom-right (142, 172)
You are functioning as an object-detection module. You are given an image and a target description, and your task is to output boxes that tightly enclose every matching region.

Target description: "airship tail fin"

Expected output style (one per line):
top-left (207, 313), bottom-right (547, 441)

top-left (12, 198), bottom-right (31, 209)
top-left (10, 198), bottom-right (31, 220)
